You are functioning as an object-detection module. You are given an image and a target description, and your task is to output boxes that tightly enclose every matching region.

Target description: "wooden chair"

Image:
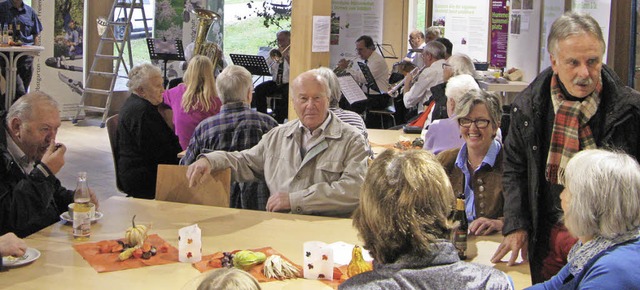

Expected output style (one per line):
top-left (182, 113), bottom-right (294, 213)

top-left (105, 114), bottom-right (125, 192)
top-left (155, 165), bottom-right (230, 207)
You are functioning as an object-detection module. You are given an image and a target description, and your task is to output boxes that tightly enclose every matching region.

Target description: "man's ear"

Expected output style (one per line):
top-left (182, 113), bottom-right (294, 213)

top-left (8, 117), bottom-right (22, 137)
top-left (246, 88), bottom-right (253, 104)
top-left (550, 53), bottom-right (558, 74)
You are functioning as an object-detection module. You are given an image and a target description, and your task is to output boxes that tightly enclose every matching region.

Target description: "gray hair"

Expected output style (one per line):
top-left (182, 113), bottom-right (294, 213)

top-left (7, 91), bottom-right (60, 122)
top-left (445, 74), bottom-right (479, 102)
top-left (561, 149), bottom-right (640, 239)
top-left (423, 41), bottom-right (446, 61)
top-left (446, 53), bottom-right (477, 78)
top-left (454, 89), bottom-right (502, 130)
top-left (311, 67), bottom-right (341, 107)
top-left (216, 65), bottom-right (253, 104)
top-left (547, 12), bottom-right (605, 56)
top-left (291, 70), bottom-right (331, 101)
top-left (126, 63), bottom-right (162, 93)
top-left (196, 268), bottom-right (261, 290)
top-left (425, 26), bottom-right (441, 39)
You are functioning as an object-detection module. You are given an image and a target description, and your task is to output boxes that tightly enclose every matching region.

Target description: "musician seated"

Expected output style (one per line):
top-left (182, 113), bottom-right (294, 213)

top-left (404, 30), bottom-right (426, 67)
top-left (400, 41), bottom-right (447, 125)
top-left (251, 30), bottom-right (290, 123)
top-left (335, 35), bottom-right (391, 128)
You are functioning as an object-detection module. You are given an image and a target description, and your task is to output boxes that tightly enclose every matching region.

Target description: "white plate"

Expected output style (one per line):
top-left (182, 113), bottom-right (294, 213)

top-left (2, 247), bottom-right (40, 267)
top-left (60, 211), bottom-right (103, 224)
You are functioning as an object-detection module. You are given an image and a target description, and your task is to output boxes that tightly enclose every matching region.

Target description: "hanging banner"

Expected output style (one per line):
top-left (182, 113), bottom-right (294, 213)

top-left (490, 0), bottom-right (508, 68)
top-left (432, 0), bottom-right (490, 63)
top-left (329, 0), bottom-right (384, 68)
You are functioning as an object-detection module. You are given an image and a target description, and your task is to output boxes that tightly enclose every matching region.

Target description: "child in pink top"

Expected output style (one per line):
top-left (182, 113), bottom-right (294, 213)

top-left (163, 55), bottom-right (222, 149)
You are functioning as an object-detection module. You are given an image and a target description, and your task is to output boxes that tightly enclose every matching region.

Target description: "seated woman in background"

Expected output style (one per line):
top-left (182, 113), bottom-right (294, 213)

top-left (437, 90), bottom-right (504, 236)
top-left (528, 149), bottom-right (640, 289)
top-left (423, 74), bottom-right (479, 154)
top-left (117, 63), bottom-right (182, 199)
top-left (163, 55), bottom-right (222, 149)
top-left (340, 149), bottom-right (512, 290)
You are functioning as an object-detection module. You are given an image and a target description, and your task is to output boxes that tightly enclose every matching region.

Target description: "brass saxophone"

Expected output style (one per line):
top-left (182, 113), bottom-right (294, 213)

top-left (192, 8), bottom-right (222, 69)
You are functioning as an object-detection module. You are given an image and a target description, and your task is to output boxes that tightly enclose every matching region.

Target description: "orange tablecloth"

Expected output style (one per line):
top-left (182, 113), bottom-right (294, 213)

top-left (73, 234), bottom-right (179, 273)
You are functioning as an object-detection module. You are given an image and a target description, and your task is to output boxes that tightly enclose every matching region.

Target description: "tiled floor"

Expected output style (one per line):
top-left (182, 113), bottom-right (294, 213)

top-left (55, 118), bottom-right (126, 202)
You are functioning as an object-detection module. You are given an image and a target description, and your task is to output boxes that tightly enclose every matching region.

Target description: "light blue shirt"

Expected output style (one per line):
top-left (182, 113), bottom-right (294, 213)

top-left (454, 139), bottom-right (502, 222)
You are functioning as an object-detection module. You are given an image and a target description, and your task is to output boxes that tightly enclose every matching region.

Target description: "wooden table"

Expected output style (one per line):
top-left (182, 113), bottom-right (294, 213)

top-left (0, 45), bottom-right (44, 109)
top-left (2, 197), bottom-right (531, 289)
top-left (479, 80), bottom-right (529, 93)
top-left (368, 129), bottom-right (422, 155)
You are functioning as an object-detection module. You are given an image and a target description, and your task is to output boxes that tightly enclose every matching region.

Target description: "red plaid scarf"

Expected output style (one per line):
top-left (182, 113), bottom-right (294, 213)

top-left (545, 74), bottom-right (601, 184)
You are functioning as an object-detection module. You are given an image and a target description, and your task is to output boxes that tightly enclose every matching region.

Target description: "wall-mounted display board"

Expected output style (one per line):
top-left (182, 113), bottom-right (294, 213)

top-left (572, 0), bottom-right (611, 63)
top-left (506, 0), bottom-right (541, 82)
top-left (539, 0), bottom-right (565, 72)
top-left (432, 0), bottom-right (489, 62)
top-left (329, 0), bottom-right (384, 68)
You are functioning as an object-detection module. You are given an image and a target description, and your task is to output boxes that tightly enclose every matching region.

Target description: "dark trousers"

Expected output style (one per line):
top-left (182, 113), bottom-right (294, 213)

top-left (0, 54), bottom-right (34, 105)
top-left (252, 80), bottom-right (289, 123)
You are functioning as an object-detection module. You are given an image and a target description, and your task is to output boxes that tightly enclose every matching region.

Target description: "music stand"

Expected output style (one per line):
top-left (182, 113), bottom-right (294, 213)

top-left (147, 38), bottom-right (185, 86)
top-left (357, 62), bottom-right (382, 94)
top-left (376, 43), bottom-right (398, 59)
top-left (230, 54), bottom-right (272, 84)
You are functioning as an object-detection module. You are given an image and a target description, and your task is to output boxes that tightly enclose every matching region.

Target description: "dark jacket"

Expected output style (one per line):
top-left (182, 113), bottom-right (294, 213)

top-left (117, 94), bottom-right (181, 199)
top-left (438, 147), bottom-right (504, 220)
top-left (0, 112), bottom-right (73, 238)
top-left (427, 82), bottom-right (449, 124)
top-left (502, 65), bottom-right (640, 259)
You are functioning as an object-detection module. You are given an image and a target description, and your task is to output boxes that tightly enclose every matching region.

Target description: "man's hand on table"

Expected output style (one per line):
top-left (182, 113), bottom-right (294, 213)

top-left (186, 157), bottom-right (212, 188)
top-left (491, 229), bottom-right (528, 266)
top-left (0, 233), bottom-right (27, 257)
top-left (266, 192), bottom-right (291, 212)
top-left (89, 188), bottom-right (100, 210)
top-left (469, 217), bottom-right (503, 236)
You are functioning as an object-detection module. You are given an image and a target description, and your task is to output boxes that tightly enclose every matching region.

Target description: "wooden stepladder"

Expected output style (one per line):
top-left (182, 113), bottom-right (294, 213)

top-left (73, 0), bottom-right (151, 128)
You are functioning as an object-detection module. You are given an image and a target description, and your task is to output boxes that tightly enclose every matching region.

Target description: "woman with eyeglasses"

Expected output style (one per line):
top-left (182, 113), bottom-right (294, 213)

top-left (437, 89), bottom-right (504, 236)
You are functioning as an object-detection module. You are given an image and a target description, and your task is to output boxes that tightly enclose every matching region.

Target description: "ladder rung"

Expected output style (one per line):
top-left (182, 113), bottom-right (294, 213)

top-left (100, 37), bottom-right (125, 43)
top-left (109, 21), bottom-right (129, 26)
top-left (90, 71), bottom-right (117, 78)
top-left (84, 88), bottom-right (111, 95)
top-left (114, 2), bottom-right (143, 8)
top-left (78, 105), bottom-right (108, 113)
top-left (95, 54), bottom-right (120, 60)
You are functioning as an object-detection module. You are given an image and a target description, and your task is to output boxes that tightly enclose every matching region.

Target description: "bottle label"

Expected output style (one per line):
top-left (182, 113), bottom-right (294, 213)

top-left (73, 207), bottom-right (91, 239)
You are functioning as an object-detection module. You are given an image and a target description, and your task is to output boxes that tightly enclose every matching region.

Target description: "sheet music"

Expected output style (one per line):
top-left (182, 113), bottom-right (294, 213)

top-left (338, 75), bottom-right (368, 104)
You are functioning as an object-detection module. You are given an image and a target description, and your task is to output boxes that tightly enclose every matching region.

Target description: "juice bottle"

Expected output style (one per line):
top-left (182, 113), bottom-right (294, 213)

top-left (73, 172), bottom-right (91, 240)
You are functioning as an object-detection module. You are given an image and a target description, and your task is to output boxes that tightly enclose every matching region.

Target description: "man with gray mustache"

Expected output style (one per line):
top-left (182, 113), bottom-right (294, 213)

top-left (490, 12), bottom-right (640, 284)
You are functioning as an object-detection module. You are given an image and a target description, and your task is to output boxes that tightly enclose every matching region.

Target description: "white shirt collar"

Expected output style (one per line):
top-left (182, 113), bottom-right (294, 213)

top-left (5, 129), bottom-right (33, 174)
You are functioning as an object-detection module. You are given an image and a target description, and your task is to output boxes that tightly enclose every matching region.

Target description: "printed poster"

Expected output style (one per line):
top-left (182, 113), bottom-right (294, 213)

top-left (330, 0), bottom-right (384, 68)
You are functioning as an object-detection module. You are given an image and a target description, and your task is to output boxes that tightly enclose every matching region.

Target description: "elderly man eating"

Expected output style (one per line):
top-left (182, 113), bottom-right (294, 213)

top-left (186, 70), bottom-right (368, 217)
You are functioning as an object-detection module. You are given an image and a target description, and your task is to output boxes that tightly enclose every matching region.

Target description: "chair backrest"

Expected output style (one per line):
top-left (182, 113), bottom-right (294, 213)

top-left (105, 114), bottom-right (125, 192)
top-left (155, 165), bottom-right (231, 207)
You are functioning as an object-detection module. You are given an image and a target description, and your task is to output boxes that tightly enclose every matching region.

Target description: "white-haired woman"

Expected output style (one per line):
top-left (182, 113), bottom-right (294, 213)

top-left (527, 149), bottom-right (640, 289)
top-left (117, 63), bottom-right (181, 199)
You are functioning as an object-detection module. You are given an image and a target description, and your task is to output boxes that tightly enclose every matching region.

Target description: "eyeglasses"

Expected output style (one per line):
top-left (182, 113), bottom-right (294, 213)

top-left (458, 118), bottom-right (491, 129)
top-left (442, 63), bottom-right (452, 69)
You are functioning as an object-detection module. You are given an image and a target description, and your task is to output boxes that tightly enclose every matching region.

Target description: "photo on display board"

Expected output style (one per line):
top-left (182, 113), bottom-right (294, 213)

top-left (522, 0), bottom-right (533, 10)
top-left (44, 0), bottom-right (84, 96)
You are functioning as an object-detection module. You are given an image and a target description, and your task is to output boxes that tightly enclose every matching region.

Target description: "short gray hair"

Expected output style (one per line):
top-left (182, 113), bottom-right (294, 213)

top-left (216, 65), bottom-right (253, 104)
top-left (446, 53), bottom-right (477, 78)
top-left (445, 74), bottom-right (479, 103)
top-left (454, 89), bottom-right (502, 130)
top-left (311, 67), bottom-right (341, 107)
top-left (425, 26), bottom-right (441, 39)
top-left (126, 63), bottom-right (162, 93)
top-left (291, 70), bottom-right (331, 101)
top-left (561, 149), bottom-right (640, 239)
top-left (423, 41), bottom-right (446, 60)
top-left (7, 91), bottom-right (60, 122)
top-left (547, 12), bottom-right (605, 56)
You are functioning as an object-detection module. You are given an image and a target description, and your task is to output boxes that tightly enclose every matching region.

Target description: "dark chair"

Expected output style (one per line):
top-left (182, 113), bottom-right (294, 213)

top-left (105, 114), bottom-right (124, 192)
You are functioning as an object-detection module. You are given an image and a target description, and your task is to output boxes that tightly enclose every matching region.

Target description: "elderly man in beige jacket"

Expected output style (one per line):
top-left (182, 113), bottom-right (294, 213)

top-left (186, 70), bottom-right (369, 217)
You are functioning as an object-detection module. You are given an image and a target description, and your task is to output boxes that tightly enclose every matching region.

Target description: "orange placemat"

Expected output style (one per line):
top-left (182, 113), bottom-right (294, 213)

top-left (73, 234), bottom-right (179, 273)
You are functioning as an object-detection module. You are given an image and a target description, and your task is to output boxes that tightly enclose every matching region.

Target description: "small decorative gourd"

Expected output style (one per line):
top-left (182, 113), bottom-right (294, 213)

top-left (124, 215), bottom-right (148, 248)
top-left (347, 245), bottom-right (372, 277)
